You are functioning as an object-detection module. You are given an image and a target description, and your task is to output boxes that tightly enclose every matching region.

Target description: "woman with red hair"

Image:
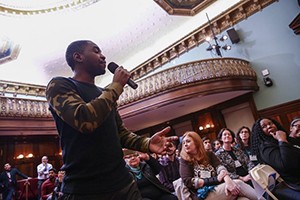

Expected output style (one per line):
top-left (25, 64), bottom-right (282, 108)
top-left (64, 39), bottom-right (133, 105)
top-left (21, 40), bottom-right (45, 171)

top-left (179, 131), bottom-right (256, 200)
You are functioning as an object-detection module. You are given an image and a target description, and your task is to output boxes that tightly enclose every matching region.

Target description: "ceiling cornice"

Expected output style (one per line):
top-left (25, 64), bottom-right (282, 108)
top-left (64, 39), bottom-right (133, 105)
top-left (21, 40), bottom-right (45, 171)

top-left (154, 0), bottom-right (216, 16)
top-left (131, 0), bottom-right (278, 81)
top-left (0, 0), bottom-right (101, 16)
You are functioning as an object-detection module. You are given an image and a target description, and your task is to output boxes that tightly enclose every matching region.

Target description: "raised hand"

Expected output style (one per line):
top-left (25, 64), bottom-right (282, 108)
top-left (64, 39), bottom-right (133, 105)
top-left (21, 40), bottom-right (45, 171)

top-left (148, 126), bottom-right (178, 155)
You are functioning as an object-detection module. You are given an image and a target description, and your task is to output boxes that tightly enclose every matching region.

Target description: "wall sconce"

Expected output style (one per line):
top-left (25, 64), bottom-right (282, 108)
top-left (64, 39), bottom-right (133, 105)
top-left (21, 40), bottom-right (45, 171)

top-left (15, 153), bottom-right (34, 159)
top-left (16, 154), bottom-right (24, 159)
top-left (262, 69), bottom-right (273, 87)
top-left (199, 123), bottom-right (215, 131)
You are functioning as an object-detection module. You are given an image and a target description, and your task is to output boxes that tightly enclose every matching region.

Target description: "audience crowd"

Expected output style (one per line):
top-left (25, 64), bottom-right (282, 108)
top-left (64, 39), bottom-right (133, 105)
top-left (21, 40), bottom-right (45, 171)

top-left (1, 117), bottom-right (299, 200)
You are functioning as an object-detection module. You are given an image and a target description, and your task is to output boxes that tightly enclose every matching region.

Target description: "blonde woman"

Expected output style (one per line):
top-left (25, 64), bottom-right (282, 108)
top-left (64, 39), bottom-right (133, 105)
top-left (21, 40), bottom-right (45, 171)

top-left (179, 131), bottom-right (257, 200)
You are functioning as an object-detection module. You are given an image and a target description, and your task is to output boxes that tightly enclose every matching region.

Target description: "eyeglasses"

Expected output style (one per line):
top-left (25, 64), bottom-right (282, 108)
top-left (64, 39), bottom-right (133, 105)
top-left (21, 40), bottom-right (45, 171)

top-left (124, 154), bottom-right (139, 160)
top-left (292, 124), bottom-right (300, 128)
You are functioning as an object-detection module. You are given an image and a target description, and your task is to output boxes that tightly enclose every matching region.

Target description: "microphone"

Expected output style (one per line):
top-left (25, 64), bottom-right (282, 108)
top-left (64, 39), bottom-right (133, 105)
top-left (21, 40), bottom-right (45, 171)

top-left (108, 62), bottom-right (138, 89)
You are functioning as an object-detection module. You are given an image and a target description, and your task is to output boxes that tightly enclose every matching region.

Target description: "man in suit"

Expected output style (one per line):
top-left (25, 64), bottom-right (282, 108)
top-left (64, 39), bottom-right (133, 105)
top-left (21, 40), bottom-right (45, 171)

top-left (0, 163), bottom-right (29, 200)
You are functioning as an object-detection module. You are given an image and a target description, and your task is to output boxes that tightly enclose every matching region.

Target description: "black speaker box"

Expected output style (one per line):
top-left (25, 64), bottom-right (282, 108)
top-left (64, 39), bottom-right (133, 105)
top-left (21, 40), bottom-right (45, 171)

top-left (226, 28), bottom-right (240, 44)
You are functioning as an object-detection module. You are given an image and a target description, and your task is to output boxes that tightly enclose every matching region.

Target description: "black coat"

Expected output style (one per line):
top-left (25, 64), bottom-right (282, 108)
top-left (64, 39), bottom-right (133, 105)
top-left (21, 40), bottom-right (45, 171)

top-left (127, 156), bottom-right (172, 195)
top-left (0, 168), bottom-right (28, 189)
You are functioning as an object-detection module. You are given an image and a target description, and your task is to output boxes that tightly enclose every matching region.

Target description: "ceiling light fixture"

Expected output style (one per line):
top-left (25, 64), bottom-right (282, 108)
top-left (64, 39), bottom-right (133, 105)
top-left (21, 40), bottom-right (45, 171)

top-left (205, 13), bottom-right (232, 57)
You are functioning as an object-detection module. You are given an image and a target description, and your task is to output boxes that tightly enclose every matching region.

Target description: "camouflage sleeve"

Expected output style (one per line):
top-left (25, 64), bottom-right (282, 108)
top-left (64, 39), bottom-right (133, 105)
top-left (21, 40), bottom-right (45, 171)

top-left (116, 110), bottom-right (150, 152)
top-left (45, 77), bottom-right (123, 133)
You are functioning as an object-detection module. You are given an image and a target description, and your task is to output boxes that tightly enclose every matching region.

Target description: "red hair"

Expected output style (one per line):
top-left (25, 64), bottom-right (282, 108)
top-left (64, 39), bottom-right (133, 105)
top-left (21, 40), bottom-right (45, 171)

top-left (180, 131), bottom-right (209, 165)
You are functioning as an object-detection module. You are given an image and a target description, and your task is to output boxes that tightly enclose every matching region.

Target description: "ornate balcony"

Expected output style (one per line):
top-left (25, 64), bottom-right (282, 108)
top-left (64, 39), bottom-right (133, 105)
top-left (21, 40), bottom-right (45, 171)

top-left (0, 58), bottom-right (258, 121)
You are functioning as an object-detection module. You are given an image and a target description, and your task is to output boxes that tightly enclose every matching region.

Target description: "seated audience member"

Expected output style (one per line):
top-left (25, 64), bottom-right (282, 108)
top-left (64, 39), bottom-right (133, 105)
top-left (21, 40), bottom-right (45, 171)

top-left (212, 139), bottom-right (221, 152)
top-left (215, 128), bottom-right (254, 186)
top-left (235, 126), bottom-right (252, 156)
top-left (202, 137), bottom-right (213, 152)
top-left (159, 141), bottom-right (180, 193)
top-left (251, 118), bottom-right (300, 199)
top-left (123, 149), bottom-right (178, 200)
top-left (0, 163), bottom-right (30, 200)
top-left (41, 168), bottom-right (57, 200)
top-left (235, 126), bottom-right (258, 164)
top-left (179, 131), bottom-right (256, 200)
top-left (290, 117), bottom-right (300, 140)
top-left (52, 170), bottom-right (65, 200)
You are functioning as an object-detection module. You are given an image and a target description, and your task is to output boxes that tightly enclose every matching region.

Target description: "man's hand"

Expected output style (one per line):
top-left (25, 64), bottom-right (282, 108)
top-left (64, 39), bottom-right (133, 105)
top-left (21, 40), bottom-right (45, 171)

top-left (113, 66), bottom-right (131, 87)
top-left (224, 175), bottom-right (240, 196)
top-left (148, 126), bottom-right (178, 155)
top-left (217, 170), bottom-right (227, 182)
top-left (138, 152), bottom-right (150, 161)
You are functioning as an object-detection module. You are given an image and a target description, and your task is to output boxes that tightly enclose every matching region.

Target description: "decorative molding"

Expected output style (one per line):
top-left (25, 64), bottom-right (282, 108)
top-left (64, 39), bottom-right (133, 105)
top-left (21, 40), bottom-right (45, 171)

top-left (119, 57), bottom-right (258, 106)
top-left (154, 0), bottom-right (216, 16)
top-left (131, 0), bottom-right (277, 81)
top-left (0, 97), bottom-right (51, 118)
top-left (0, 0), bottom-right (101, 16)
top-left (118, 58), bottom-right (259, 121)
top-left (0, 37), bottom-right (20, 65)
top-left (0, 80), bottom-right (46, 98)
top-left (0, 58), bottom-right (258, 119)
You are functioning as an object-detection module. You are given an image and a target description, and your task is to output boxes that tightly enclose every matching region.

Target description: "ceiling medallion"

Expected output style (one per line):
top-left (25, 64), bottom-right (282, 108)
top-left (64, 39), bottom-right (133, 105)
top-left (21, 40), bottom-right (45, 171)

top-left (0, 0), bottom-right (101, 16)
top-left (154, 0), bottom-right (216, 16)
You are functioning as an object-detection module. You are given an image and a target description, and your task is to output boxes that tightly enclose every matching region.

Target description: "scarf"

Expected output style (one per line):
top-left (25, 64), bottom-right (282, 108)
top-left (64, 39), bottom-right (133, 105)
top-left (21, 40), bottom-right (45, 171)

top-left (129, 166), bottom-right (142, 180)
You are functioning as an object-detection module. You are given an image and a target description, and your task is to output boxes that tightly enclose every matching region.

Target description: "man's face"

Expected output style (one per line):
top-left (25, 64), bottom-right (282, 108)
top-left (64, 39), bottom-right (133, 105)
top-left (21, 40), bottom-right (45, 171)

top-left (203, 139), bottom-right (212, 151)
top-left (81, 42), bottom-right (106, 76)
top-left (49, 170), bottom-right (56, 179)
top-left (166, 143), bottom-right (176, 155)
top-left (42, 156), bottom-right (48, 164)
top-left (4, 163), bottom-right (11, 171)
top-left (290, 120), bottom-right (300, 138)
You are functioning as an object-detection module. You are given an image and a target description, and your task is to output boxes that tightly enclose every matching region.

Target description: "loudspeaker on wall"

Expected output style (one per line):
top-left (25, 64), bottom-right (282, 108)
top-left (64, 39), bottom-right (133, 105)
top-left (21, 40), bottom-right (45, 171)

top-left (226, 28), bottom-right (240, 44)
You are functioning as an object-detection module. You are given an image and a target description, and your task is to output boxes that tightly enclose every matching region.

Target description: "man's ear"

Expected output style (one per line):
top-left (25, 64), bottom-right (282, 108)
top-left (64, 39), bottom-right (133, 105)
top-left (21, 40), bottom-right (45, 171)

top-left (73, 52), bottom-right (83, 63)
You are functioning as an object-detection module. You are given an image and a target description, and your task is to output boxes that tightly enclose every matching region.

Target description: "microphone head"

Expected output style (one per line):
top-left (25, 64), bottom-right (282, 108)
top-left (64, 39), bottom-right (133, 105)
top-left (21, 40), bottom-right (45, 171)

top-left (108, 62), bottom-right (119, 74)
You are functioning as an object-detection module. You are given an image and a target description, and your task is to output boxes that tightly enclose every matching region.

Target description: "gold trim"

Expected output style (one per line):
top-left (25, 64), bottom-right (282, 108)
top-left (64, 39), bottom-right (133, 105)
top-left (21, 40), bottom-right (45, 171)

top-left (119, 57), bottom-right (258, 106)
top-left (131, 0), bottom-right (277, 81)
top-left (154, 0), bottom-right (216, 16)
top-left (0, 0), bottom-right (101, 16)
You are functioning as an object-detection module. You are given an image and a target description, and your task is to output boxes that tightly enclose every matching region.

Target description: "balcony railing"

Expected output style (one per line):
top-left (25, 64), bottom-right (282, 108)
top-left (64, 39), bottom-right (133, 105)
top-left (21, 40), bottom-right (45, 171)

top-left (0, 58), bottom-right (257, 118)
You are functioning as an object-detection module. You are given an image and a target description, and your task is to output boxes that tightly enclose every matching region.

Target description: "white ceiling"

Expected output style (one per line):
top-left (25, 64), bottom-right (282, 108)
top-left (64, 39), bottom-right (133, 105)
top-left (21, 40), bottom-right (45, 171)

top-left (0, 0), bottom-right (251, 132)
top-left (0, 0), bottom-right (240, 87)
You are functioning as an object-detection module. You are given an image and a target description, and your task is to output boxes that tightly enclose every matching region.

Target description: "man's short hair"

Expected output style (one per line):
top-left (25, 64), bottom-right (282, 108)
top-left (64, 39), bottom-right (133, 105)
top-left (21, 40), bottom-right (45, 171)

top-left (65, 40), bottom-right (91, 70)
top-left (49, 168), bottom-right (57, 173)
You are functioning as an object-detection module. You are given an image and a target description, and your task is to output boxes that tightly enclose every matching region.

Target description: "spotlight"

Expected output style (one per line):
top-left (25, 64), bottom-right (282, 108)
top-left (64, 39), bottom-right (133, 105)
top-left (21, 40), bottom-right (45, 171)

top-left (205, 36), bottom-right (211, 41)
top-left (220, 35), bottom-right (228, 41)
top-left (222, 44), bottom-right (231, 50)
top-left (206, 45), bottom-right (213, 51)
top-left (263, 77), bottom-right (273, 87)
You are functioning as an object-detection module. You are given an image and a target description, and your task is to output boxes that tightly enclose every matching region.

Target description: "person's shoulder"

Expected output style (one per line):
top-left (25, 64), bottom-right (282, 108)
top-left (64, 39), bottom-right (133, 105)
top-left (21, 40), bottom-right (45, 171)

top-left (46, 77), bottom-right (77, 92)
top-left (179, 157), bottom-right (193, 166)
top-left (207, 151), bottom-right (217, 158)
top-left (47, 77), bottom-right (72, 85)
top-left (215, 147), bottom-right (224, 155)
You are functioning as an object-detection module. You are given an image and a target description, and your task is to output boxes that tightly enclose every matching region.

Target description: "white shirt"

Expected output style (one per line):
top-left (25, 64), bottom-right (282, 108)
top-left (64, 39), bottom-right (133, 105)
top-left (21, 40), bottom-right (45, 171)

top-left (37, 163), bottom-right (53, 180)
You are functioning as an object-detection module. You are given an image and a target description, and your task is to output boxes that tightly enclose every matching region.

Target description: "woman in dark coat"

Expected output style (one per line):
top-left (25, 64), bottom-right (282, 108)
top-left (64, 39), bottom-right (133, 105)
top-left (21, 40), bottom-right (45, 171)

top-left (251, 117), bottom-right (300, 199)
top-left (123, 149), bottom-right (177, 200)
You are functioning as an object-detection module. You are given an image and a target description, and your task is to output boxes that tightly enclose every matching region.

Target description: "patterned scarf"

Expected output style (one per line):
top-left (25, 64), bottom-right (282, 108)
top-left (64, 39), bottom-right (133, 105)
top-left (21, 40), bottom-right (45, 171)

top-left (129, 166), bottom-right (142, 180)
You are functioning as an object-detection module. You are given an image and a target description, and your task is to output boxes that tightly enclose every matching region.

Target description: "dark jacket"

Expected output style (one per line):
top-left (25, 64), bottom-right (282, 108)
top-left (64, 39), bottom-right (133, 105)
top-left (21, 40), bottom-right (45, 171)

top-left (0, 168), bottom-right (28, 189)
top-left (127, 156), bottom-right (172, 196)
top-left (259, 140), bottom-right (300, 184)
